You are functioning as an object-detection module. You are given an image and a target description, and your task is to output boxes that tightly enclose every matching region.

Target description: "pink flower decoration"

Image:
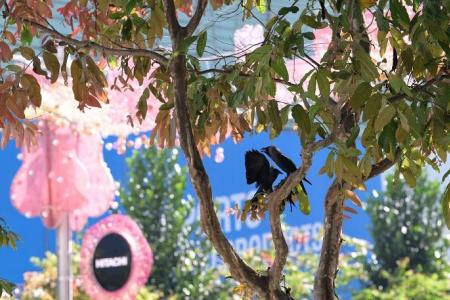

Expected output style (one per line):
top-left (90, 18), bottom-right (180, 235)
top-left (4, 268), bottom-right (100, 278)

top-left (10, 120), bottom-right (115, 230)
top-left (105, 67), bottom-right (160, 134)
top-left (234, 24), bottom-right (265, 60)
top-left (80, 214), bottom-right (153, 300)
top-left (21, 59), bottom-right (160, 139)
top-left (275, 59), bottom-right (314, 104)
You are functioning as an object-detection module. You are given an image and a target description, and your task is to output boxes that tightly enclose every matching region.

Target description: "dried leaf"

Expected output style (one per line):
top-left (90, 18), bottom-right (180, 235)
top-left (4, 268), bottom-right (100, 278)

top-left (344, 189), bottom-right (363, 208)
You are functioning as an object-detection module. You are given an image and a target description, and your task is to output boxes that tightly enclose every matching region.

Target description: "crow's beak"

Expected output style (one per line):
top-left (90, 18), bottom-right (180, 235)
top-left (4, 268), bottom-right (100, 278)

top-left (261, 147), bottom-right (268, 153)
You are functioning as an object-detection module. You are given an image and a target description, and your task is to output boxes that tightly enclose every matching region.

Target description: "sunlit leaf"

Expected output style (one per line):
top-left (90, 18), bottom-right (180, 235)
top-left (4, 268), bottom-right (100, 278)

top-left (374, 105), bottom-right (396, 132)
top-left (350, 82), bottom-right (371, 109)
top-left (196, 31), bottom-right (207, 57)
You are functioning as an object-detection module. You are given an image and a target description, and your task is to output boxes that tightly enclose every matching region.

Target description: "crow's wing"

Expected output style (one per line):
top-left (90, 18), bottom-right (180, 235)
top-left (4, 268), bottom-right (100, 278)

top-left (245, 150), bottom-right (270, 185)
top-left (275, 152), bottom-right (297, 174)
top-left (265, 147), bottom-right (297, 174)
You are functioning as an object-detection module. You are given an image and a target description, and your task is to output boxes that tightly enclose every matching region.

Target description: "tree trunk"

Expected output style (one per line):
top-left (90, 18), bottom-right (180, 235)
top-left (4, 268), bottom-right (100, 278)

top-left (313, 181), bottom-right (344, 300)
top-left (169, 51), bottom-right (277, 299)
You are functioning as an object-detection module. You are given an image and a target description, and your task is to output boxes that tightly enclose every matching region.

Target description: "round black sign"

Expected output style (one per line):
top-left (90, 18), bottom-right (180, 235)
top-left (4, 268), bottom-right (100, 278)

top-left (93, 233), bottom-right (132, 291)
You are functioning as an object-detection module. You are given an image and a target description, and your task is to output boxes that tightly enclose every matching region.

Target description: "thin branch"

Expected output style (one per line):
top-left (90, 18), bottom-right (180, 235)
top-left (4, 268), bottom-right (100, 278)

top-left (367, 149), bottom-right (401, 180)
top-left (20, 18), bottom-right (169, 66)
top-left (267, 135), bottom-right (334, 293)
top-left (388, 73), bottom-right (450, 103)
top-left (198, 67), bottom-right (297, 86)
top-left (185, 0), bottom-right (208, 36)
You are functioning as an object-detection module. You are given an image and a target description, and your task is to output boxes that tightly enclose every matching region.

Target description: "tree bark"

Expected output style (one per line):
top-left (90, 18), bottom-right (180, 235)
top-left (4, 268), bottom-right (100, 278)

top-left (313, 152), bottom-right (400, 299)
top-left (313, 181), bottom-right (344, 300)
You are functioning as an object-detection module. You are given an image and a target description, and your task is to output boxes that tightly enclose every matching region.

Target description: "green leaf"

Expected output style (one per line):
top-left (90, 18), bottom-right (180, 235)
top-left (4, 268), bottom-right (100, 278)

top-left (359, 152), bottom-right (373, 177)
top-left (301, 14), bottom-right (324, 29)
top-left (17, 46), bottom-right (35, 60)
top-left (335, 155), bottom-right (344, 181)
top-left (341, 156), bottom-right (362, 179)
top-left (389, 74), bottom-right (413, 97)
top-left (159, 102), bottom-right (174, 110)
top-left (303, 32), bottom-right (315, 40)
top-left (43, 51), bottom-right (60, 83)
top-left (121, 18), bottom-right (133, 41)
top-left (256, 0), bottom-right (267, 13)
top-left (363, 93), bottom-right (382, 121)
top-left (196, 31), bottom-right (207, 57)
top-left (136, 88), bottom-right (149, 120)
top-left (319, 152), bottom-right (335, 177)
top-left (280, 105), bottom-right (290, 125)
top-left (5, 64), bottom-right (22, 72)
top-left (390, 0), bottom-right (410, 29)
top-left (316, 68), bottom-right (330, 97)
top-left (125, 0), bottom-right (138, 14)
top-left (442, 184), bottom-right (450, 229)
top-left (397, 110), bottom-right (410, 132)
top-left (402, 169), bottom-right (417, 187)
top-left (374, 105), bottom-right (396, 132)
top-left (442, 169), bottom-right (450, 183)
top-left (307, 72), bottom-right (317, 95)
top-left (109, 12), bottom-right (125, 19)
top-left (268, 101), bottom-right (282, 135)
top-left (278, 5), bottom-right (299, 15)
top-left (355, 49), bottom-right (379, 81)
top-left (21, 26), bottom-right (33, 45)
top-left (179, 35), bottom-right (198, 54)
top-left (0, 279), bottom-right (15, 296)
top-left (350, 82), bottom-right (371, 109)
top-left (292, 104), bottom-right (311, 134)
top-left (272, 57), bottom-right (289, 81)
top-left (295, 185), bottom-right (310, 215)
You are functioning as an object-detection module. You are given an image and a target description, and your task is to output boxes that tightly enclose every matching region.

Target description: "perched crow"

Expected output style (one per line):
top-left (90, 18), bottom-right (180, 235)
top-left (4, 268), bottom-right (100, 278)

top-left (245, 150), bottom-right (281, 194)
top-left (261, 146), bottom-right (311, 195)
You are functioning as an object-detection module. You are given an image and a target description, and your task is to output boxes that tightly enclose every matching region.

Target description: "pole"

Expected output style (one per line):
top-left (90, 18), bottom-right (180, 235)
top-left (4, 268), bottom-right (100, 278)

top-left (56, 213), bottom-right (73, 300)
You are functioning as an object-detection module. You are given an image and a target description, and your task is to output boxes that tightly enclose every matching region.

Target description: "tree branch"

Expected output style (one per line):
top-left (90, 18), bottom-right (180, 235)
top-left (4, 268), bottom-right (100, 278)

top-left (198, 67), bottom-right (297, 87)
top-left (185, 0), bottom-right (208, 36)
top-left (388, 72), bottom-right (450, 103)
top-left (367, 149), bottom-right (401, 180)
top-left (267, 136), bottom-right (333, 295)
top-left (19, 18), bottom-right (169, 66)
top-left (313, 180), bottom-right (344, 300)
top-left (162, 0), bottom-right (181, 40)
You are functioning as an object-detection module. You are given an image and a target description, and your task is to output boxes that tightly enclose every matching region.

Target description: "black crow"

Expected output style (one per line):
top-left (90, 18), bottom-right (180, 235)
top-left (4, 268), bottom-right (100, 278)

top-left (261, 146), bottom-right (311, 195)
top-left (245, 150), bottom-right (281, 194)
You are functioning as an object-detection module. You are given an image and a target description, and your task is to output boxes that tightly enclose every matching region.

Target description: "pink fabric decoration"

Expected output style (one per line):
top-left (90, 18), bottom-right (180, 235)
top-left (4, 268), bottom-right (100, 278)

top-left (70, 134), bottom-right (116, 231)
top-left (10, 120), bottom-right (115, 230)
top-left (80, 214), bottom-right (153, 300)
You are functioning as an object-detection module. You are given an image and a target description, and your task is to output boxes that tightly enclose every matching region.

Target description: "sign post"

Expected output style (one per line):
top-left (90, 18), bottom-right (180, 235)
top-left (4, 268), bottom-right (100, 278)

top-left (56, 213), bottom-right (72, 300)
